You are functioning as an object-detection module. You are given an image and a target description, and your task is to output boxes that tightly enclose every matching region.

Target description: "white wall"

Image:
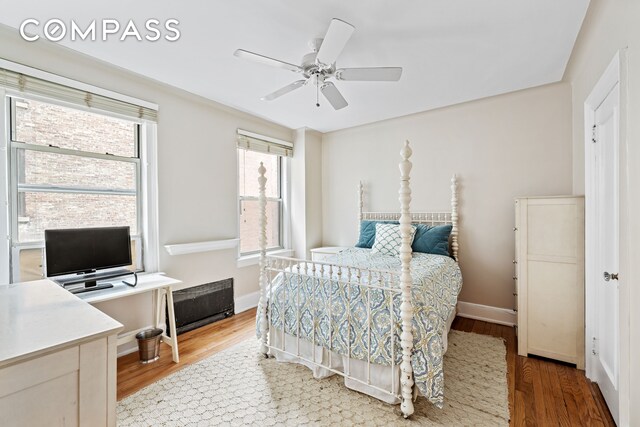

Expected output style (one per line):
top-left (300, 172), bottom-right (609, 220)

top-left (322, 82), bottom-right (573, 309)
top-left (0, 25), bottom-right (293, 352)
top-left (291, 128), bottom-right (323, 259)
top-left (305, 130), bottom-right (323, 254)
top-left (563, 1), bottom-right (640, 424)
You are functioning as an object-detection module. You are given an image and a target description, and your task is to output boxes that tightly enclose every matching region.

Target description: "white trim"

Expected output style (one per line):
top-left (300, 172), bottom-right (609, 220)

top-left (237, 248), bottom-right (294, 268)
top-left (164, 238), bottom-right (239, 256)
top-left (0, 90), bottom-right (9, 283)
top-left (585, 52), bottom-right (621, 108)
top-left (281, 156), bottom-right (292, 251)
top-left (140, 123), bottom-right (160, 272)
top-left (0, 58), bottom-right (158, 111)
top-left (584, 50), bottom-right (629, 426)
top-left (584, 50), bottom-right (622, 380)
top-left (237, 128), bottom-right (293, 147)
top-left (456, 301), bottom-right (517, 327)
top-left (117, 343), bottom-right (139, 358)
top-left (235, 291), bottom-right (260, 314)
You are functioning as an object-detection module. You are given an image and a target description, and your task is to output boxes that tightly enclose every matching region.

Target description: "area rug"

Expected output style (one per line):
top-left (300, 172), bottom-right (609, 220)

top-left (117, 330), bottom-right (509, 426)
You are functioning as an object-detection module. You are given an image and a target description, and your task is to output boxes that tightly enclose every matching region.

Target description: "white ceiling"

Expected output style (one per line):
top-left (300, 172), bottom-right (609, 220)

top-left (0, 0), bottom-right (589, 132)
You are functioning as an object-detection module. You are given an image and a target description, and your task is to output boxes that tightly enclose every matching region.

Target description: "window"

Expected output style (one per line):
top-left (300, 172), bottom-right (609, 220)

top-left (237, 149), bottom-right (283, 255)
top-left (8, 97), bottom-right (143, 281)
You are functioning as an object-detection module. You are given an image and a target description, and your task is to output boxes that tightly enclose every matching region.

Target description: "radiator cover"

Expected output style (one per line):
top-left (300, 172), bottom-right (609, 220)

top-left (166, 278), bottom-right (234, 336)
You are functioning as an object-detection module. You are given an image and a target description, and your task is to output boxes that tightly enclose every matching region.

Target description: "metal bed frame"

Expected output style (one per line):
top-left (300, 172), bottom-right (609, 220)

top-left (256, 141), bottom-right (459, 418)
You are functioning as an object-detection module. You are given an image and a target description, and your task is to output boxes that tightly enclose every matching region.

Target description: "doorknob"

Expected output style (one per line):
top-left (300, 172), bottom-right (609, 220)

top-left (603, 271), bottom-right (619, 281)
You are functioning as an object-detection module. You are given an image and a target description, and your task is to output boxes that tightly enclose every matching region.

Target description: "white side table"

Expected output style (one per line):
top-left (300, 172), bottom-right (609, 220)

top-left (310, 246), bottom-right (348, 262)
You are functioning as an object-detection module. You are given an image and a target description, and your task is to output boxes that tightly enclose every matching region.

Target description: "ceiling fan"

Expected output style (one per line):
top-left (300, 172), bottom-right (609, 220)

top-left (234, 18), bottom-right (403, 110)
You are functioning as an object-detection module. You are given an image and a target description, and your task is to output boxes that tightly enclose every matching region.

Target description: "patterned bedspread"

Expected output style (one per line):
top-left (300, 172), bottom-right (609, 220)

top-left (257, 247), bottom-right (462, 408)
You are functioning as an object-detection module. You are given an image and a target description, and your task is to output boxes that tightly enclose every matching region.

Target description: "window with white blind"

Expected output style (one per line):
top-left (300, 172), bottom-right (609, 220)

top-left (0, 63), bottom-right (159, 283)
top-left (7, 96), bottom-right (144, 282)
top-left (237, 130), bottom-right (292, 256)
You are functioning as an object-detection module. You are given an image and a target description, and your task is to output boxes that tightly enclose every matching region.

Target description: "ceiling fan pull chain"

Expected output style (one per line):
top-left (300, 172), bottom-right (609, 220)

top-left (316, 78), bottom-right (320, 107)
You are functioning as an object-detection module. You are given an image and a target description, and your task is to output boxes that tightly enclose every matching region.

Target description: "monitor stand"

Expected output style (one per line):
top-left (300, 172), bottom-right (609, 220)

top-left (69, 280), bottom-right (114, 294)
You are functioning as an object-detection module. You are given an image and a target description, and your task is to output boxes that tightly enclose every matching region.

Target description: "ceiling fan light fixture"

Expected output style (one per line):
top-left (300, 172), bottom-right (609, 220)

top-left (234, 18), bottom-right (403, 110)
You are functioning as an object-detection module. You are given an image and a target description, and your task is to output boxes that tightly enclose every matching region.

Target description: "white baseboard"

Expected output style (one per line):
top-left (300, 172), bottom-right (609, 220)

top-left (117, 343), bottom-right (139, 358)
top-left (235, 291), bottom-right (259, 314)
top-left (456, 301), bottom-right (517, 327)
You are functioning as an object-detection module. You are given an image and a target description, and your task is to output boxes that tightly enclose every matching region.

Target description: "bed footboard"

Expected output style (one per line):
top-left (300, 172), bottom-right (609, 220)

top-left (256, 141), bottom-right (417, 418)
top-left (263, 256), bottom-right (404, 399)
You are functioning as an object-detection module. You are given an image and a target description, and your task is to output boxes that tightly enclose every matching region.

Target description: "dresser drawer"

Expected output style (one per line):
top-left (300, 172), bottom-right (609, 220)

top-left (0, 346), bottom-right (79, 398)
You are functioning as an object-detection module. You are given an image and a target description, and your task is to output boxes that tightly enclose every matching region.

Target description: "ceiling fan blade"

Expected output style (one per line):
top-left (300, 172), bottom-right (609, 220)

top-left (261, 80), bottom-right (307, 101)
top-left (234, 49), bottom-right (302, 73)
top-left (336, 67), bottom-right (403, 82)
top-left (316, 19), bottom-right (355, 67)
top-left (320, 82), bottom-right (348, 110)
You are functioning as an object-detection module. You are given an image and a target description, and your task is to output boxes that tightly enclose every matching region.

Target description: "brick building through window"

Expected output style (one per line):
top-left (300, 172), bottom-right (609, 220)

top-left (8, 97), bottom-right (142, 281)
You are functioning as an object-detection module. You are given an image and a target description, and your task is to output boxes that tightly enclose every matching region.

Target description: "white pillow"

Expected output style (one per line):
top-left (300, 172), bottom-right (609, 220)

top-left (371, 223), bottom-right (416, 257)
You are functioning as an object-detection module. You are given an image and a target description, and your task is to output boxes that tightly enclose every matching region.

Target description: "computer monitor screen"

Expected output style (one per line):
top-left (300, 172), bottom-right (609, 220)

top-left (45, 226), bottom-right (132, 277)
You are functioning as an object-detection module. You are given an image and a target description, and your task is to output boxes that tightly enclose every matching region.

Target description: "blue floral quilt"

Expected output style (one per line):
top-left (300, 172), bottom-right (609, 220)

top-left (257, 247), bottom-right (462, 408)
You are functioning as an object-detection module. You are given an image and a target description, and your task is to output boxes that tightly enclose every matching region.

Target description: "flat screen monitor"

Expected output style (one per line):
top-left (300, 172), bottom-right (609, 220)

top-left (45, 226), bottom-right (132, 277)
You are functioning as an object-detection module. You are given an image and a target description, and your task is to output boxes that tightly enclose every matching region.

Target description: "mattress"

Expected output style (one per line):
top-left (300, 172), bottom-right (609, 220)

top-left (259, 247), bottom-right (463, 408)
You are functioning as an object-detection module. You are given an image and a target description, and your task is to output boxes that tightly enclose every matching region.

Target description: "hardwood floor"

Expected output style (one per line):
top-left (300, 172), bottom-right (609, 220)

top-left (117, 309), bottom-right (615, 426)
top-left (450, 316), bottom-right (615, 427)
top-left (117, 309), bottom-right (256, 400)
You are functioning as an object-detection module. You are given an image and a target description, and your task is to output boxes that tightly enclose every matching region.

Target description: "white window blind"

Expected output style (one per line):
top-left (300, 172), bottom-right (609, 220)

top-left (236, 129), bottom-right (293, 157)
top-left (0, 68), bottom-right (157, 122)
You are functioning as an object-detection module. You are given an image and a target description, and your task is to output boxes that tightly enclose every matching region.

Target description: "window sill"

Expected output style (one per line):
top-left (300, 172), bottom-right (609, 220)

top-left (164, 238), bottom-right (239, 256)
top-left (237, 249), bottom-right (294, 268)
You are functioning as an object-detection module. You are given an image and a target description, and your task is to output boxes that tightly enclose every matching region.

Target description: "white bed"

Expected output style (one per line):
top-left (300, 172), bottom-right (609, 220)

top-left (255, 141), bottom-right (461, 417)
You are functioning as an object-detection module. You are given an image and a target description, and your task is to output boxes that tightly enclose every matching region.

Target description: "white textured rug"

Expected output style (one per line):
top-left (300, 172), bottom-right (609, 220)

top-left (118, 331), bottom-right (509, 426)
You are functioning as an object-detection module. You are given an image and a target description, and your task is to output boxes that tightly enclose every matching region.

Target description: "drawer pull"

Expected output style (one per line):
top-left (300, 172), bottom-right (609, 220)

top-left (513, 276), bottom-right (518, 281)
top-left (513, 227), bottom-right (518, 232)
top-left (513, 292), bottom-right (517, 296)
top-left (512, 260), bottom-right (517, 264)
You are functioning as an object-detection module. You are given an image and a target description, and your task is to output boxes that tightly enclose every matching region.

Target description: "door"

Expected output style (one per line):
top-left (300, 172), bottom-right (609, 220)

top-left (592, 82), bottom-right (620, 424)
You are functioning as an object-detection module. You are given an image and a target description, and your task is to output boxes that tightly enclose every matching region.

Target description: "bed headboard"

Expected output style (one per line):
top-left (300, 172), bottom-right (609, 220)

top-left (357, 174), bottom-right (459, 261)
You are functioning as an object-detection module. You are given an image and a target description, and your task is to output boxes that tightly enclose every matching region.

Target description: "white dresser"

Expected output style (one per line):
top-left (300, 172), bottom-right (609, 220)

top-left (514, 196), bottom-right (585, 368)
top-left (310, 246), bottom-right (348, 262)
top-left (0, 280), bottom-right (123, 427)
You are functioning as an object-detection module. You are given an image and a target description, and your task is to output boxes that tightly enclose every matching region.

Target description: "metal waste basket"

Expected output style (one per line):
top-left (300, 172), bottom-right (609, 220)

top-left (136, 328), bottom-right (163, 364)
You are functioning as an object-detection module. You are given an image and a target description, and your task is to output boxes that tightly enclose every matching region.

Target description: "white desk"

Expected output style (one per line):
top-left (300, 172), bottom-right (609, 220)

top-left (0, 280), bottom-right (123, 427)
top-left (76, 273), bottom-right (182, 363)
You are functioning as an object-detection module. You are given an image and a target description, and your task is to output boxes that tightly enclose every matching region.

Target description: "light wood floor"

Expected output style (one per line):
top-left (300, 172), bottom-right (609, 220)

top-left (117, 308), bottom-right (615, 426)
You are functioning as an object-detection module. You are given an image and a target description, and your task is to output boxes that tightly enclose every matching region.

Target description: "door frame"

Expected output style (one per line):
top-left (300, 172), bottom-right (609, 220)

top-left (584, 50), bottom-right (629, 426)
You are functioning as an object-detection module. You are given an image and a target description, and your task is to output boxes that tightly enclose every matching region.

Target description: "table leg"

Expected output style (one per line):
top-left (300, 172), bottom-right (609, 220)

top-left (154, 289), bottom-right (163, 330)
top-left (165, 286), bottom-right (180, 363)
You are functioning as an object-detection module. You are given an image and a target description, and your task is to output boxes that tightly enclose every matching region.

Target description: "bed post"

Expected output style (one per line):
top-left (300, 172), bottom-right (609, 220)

top-left (257, 162), bottom-right (269, 356)
top-left (450, 174), bottom-right (459, 261)
top-left (398, 141), bottom-right (415, 418)
top-left (357, 181), bottom-right (363, 231)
